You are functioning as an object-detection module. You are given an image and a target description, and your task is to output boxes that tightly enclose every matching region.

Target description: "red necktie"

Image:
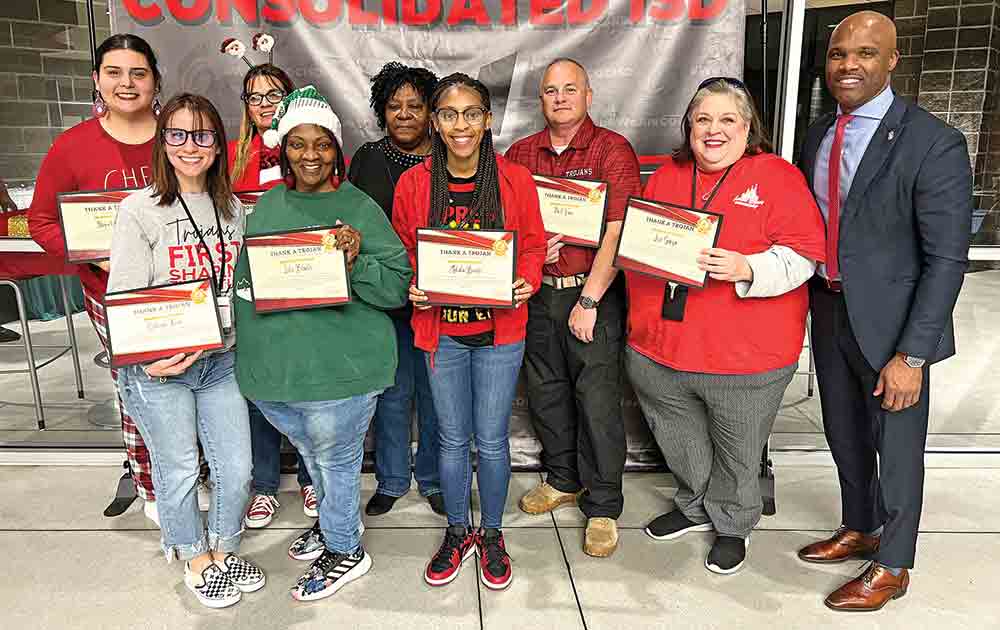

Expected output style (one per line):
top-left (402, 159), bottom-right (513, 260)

top-left (826, 114), bottom-right (854, 280)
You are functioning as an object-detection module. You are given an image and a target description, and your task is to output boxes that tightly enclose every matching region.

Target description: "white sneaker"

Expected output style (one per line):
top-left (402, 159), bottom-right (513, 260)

top-left (301, 485), bottom-right (318, 518)
top-left (244, 494), bottom-right (280, 529)
top-left (213, 553), bottom-right (266, 593)
top-left (185, 561), bottom-right (241, 608)
top-left (143, 500), bottom-right (160, 527)
top-left (291, 547), bottom-right (372, 602)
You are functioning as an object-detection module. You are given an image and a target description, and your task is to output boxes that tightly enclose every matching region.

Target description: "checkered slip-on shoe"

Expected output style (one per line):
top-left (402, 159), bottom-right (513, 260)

top-left (291, 547), bottom-right (372, 602)
top-left (214, 554), bottom-right (266, 593)
top-left (184, 562), bottom-right (241, 609)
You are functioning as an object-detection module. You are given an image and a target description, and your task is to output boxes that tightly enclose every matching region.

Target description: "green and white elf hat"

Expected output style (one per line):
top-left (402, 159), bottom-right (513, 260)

top-left (262, 85), bottom-right (342, 149)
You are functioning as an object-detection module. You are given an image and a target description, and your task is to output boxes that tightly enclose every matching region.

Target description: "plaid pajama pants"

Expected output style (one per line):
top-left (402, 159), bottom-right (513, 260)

top-left (83, 290), bottom-right (155, 501)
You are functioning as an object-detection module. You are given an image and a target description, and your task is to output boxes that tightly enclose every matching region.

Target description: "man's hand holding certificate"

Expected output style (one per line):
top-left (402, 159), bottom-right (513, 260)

top-left (532, 175), bottom-right (607, 248)
top-left (614, 197), bottom-right (724, 288)
top-left (415, 229), bottom-right (517, 307)
top-left (104, 278), bottom-right (224, 368)
top-left (57, 188), bottom-right (138, 263)
top-left (245, 226), bottom-right (352, 313)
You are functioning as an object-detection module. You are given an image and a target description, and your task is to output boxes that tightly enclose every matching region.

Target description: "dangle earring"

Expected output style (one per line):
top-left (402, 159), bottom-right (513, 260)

top-left (152, 92), bottom-right (162, 117)
top-left (92, 90), bottom-right (107, 118)
top-left (329, 166), bottom-right (341, 189)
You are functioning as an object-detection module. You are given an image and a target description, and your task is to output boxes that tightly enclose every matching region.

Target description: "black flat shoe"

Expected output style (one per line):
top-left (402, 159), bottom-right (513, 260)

top-left (426, 493), bottom-right (447, 516)
top-left (0, 326), bottom-right (21, 343)
top-left (365, 492), bottom-right (399, 516)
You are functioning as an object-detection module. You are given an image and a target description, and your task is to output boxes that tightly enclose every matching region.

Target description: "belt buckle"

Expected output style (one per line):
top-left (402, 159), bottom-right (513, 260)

top-left (825, 278), bottom-right (842, 292)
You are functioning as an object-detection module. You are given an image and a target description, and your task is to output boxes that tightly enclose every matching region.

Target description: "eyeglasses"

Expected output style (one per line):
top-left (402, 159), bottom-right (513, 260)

top-left (434, 106), bottom-right (488, 127)
top-left (697, 76), bottom-right (749, 93)
top-left (243, 90), bottom-right (285, 106)
top-left (162, 128), bottom-right (218, 148)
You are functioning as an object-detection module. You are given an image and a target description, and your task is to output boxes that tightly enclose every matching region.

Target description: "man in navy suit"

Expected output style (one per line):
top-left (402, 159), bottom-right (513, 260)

top-left (796, 11), bottom-right (972, 611)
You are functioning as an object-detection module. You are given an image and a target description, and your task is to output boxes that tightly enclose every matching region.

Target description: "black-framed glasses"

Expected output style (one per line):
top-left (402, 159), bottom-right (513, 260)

top-left (162, 128), bottom-right (218, 148)
top-left (434, 106), bottom-right (488, 127)
top-left (697, 76), bottom-right (749, 92)
top-left (243, 90), bottom-right (285, 106)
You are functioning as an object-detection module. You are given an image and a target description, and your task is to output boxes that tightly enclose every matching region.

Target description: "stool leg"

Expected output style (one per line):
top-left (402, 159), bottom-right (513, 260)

top-left (6, 281), bottom-right (44, 429)
top-left (60, 276), bottom-right (84, 398)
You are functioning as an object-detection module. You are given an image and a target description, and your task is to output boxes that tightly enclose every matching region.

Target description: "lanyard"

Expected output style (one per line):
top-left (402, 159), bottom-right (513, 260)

top-left (177, 194), bottom-right (227, 295)
top-left (690, 162), bottom-right (734, 211)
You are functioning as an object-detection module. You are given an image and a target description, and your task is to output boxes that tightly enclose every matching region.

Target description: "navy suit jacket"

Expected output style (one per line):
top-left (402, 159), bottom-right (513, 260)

top-left (799, 95), bottom-right (972, 370)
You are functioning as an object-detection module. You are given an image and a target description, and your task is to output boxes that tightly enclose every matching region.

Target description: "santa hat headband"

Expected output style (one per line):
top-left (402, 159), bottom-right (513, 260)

top-left (263, 85), bottom-right (343, 150)
top-left (220, 32), bottom-right (276, 68)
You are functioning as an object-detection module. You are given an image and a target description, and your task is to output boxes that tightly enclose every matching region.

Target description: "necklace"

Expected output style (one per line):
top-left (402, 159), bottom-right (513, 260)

top-left (696, 168), bottom-right (725, 202)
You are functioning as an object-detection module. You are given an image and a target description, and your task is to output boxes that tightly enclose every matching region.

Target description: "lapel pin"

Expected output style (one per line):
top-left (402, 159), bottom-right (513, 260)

top-left (888, 130), bottom-right (895, 141)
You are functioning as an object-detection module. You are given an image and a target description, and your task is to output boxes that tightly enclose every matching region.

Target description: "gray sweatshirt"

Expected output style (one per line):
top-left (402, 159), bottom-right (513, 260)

top-left (108, 187), bottom-right (244, 350)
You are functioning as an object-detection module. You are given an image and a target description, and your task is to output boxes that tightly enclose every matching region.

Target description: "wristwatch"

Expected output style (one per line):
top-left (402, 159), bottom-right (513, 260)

top-left (902, 354), bottom-right (926, 369)
top-left (578, 296), bottom-right (599, 310)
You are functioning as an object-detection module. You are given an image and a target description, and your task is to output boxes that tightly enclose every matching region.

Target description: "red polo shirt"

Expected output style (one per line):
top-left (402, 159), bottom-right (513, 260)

top-left (506, 116), bottom-right (641, 277)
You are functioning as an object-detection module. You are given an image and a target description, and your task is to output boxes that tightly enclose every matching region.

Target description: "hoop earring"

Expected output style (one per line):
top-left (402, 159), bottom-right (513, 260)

top-left (92, 90), bottom-right (107, 118)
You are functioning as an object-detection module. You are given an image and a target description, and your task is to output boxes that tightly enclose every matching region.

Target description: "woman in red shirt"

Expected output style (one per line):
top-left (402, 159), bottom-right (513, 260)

top-left (392, 73), bottom-right (545, 590)
top-left (225, 63), bottom-right (319, 531)
top-left (28, 33), bottom-right (162, 515)
top-left (626, 78), bottom-right (825, 574)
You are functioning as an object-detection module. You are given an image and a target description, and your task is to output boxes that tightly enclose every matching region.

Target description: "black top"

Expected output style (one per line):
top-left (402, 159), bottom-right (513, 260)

top-left (349, 137), bottom-right (428, 320)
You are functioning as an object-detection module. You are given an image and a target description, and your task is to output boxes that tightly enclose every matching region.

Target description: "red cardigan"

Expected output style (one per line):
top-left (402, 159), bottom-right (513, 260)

top-left (391, 154), bottom-right (546, 356)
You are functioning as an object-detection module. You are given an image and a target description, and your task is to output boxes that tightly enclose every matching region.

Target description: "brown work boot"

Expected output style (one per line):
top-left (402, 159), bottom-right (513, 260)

top-left (518, 482), bottom-right (580, 515)
top-left (798, 527), bottom-right (879, 564)
top-left (583, 518), bottom-right (619, 557)
top-left (825, 563), bottom-right (909, 611)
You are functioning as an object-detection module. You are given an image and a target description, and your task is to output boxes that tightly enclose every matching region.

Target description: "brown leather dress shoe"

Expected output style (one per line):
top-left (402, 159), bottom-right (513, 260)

top-left (798, 528), bottom-right (879, 564)
top-left (518, 482), bottom-right (580, 515)
top-left (825, 563), bottom-right (909, 612)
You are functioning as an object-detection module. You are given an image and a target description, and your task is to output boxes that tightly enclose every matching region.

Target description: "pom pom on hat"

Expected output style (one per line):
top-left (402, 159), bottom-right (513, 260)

top-left (263, 127), bottom-right (281, 149)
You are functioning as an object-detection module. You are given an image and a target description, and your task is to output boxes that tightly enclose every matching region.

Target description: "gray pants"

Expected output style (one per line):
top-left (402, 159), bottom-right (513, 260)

top-left (626, 347), bottom-right (795, 537)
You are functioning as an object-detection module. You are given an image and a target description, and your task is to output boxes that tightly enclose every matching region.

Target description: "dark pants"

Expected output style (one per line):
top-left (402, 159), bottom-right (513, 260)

top-left (523, 283), bottom-right (626, 519)
top-left (810, 280), bottom-right (929, 569)
top-left (249, 399), bottom-right (311, 495)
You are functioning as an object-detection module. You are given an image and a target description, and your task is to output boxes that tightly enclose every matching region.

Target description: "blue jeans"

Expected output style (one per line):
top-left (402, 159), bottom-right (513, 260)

top-left (248, 400), bottom-right (312, 495)
top-left (425, 337), bottom-right (525, 529)
top-left (254, 392), bottom-right (381, 554)
top-left (373, 317), bottom-right (441, 497)
top-left (119, 351), bottom-right (251, 561)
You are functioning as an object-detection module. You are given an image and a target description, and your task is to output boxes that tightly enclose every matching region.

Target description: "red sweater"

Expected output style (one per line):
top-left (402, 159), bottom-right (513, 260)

top-left (28, 118), bottom-right (154, 298)
top-left (392, 154), bottom-right (546, 356)
top-left (626, 153), bottom-right (826, 374)
top-left (228, 134), bottom-right (283, 193)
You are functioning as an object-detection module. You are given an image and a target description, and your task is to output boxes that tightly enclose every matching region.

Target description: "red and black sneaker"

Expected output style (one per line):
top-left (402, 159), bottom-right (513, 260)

top-left (425, 525), bottom-right (477, 586)
top-left (477, 527), bottom-right (513, 590)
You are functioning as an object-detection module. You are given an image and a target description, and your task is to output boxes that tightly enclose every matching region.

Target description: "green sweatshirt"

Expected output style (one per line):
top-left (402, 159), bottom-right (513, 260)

top-left (233, 182), bottom-right (412, 402)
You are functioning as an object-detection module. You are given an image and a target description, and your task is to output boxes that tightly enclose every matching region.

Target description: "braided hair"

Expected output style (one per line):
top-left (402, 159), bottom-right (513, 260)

top-left (428, 73), bottom-right (503, 229)
top-left (369, 62), bottom-right (438, 130)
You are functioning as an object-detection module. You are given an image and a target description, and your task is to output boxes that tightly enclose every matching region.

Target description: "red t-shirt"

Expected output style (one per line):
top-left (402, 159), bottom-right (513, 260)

top-left (438, 177), bottom-right (495, 339)
top-left (28, 118), bottom-right (154, 298)
top-left (625, 153), bottom-right (826, 374)
top-left (505, 116), bottom-right (641, 276)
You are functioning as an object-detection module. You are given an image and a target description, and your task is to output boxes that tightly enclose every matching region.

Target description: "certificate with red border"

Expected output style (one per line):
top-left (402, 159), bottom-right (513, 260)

top-left (103, 279), bottom-right (224, 368)
top-left (245, 226), bottom-right (351, 313)
top-left (57, 188), bottom-right (138, 263)
top-left (416, 229), bottom-right (516, 307)
top-left (614, 196), bottom-right (724, 288)
top-left (235, 190), bottom-right (266, 215)
top-left (532, 175), bottom-right (608, 248)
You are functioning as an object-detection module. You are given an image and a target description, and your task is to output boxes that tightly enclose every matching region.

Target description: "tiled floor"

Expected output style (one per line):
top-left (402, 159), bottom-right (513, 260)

top-left (0, 466), bottom-right (998, 629)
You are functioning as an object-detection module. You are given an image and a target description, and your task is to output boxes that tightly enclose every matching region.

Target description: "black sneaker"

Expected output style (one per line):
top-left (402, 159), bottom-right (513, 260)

top-left (425, 525), bottom-right (477, 586)
top-left (426, 493), bottom-right (447, 516)
top-left (705, 535), bottom-right (749, 574)
top-left (291, 546), bottom-right (373, 602)
top-left (365, 492), bottom-right (400, 516)
top-left (645, 510), bottom-right (714, 541)
top-left (477, 528), bottom-right (513, 590)
top-left (288, 522), bottom-right (325, 561)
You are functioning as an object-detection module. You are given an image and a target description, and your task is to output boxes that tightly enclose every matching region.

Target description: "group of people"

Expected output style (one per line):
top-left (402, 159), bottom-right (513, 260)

top-left (25, 9), bottom-right (971, 614)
